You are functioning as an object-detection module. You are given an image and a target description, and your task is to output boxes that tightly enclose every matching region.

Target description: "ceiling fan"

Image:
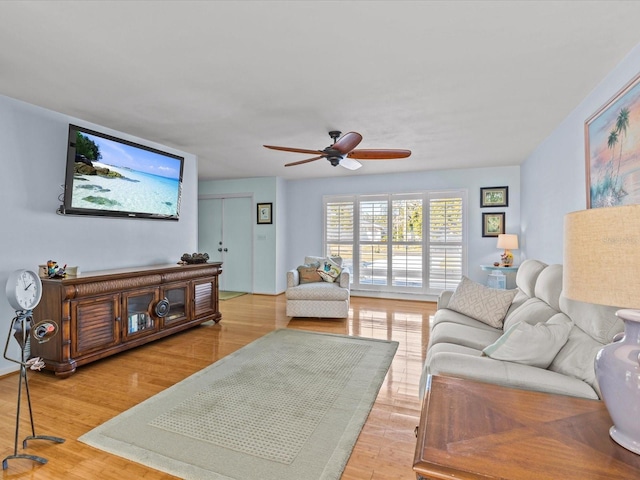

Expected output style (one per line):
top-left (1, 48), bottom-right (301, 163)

top-left (263, 131), bottom-right (411, 170)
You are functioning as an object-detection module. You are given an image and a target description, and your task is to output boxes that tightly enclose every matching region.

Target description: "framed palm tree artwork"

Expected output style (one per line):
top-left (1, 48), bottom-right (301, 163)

top-left (585, 72), bottom-right (640, 209)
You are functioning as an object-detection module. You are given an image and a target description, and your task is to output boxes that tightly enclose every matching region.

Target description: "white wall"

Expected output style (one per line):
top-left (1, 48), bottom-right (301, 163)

top-left (0, 95), bottom-right (198, 374)
top-left (275, 176), bottom-right (288, 293)
top-left (521, 43), bottom-right (640, 264)
top-left (198, 177), bottom-right (279, 294)
top-left (285, 166), bottom-right (521, 287)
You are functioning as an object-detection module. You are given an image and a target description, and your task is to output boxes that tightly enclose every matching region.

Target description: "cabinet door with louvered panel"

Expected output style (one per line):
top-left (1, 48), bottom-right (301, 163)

top-left (70, 294), bottom-right (121, 358)
top-left (192, 278), bottom-right (219, 321)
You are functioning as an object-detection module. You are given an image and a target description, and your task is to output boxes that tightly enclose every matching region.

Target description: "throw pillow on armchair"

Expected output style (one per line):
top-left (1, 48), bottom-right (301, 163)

top-left (297, 263), bottom-right (323, 283)
top-left (317, 257), bottom-right (343, 283)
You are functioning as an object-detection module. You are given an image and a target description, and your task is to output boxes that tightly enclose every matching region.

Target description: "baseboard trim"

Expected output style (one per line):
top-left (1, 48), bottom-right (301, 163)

top-left (351, 291), bottom-right (438, 302)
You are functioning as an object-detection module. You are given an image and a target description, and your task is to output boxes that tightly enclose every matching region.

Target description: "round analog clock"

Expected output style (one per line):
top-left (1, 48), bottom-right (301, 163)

top-left (5, 269), bottom-right (43, 311)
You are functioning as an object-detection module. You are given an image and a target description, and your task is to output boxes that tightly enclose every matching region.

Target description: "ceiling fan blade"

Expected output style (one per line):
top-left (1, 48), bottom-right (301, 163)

top-left (332, 132), bottom-right (363, 154)
top-left (339, 157), bottom-right (362, 170)
top-left (264, 145), bottom-right (324, 155)
top-left (347, 149), bottom-right (412, 159)
top-left (284, 155), bottom-right (326, 167)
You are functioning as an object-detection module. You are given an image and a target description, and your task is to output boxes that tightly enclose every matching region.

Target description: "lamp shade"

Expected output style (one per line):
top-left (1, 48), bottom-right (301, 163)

top-left (496, 234), bottom-right (518, 250)
top-left (563, 205), bottom-right (640, 309)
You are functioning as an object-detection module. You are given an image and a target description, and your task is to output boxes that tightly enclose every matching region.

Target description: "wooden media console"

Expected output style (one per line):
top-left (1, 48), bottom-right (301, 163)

top-left (31, 262), bottom-right (222, 377)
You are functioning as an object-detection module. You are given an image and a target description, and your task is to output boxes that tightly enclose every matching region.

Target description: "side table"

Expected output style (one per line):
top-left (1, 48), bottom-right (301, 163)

top-left (413, 375), bottom-right (640, 479)
top-left (480, 264), bottom-right (518, 289)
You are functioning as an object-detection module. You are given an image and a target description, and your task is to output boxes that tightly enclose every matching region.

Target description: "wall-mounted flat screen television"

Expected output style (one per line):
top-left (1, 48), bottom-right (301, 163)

top-left (60, 124), bottom-right (184, 220)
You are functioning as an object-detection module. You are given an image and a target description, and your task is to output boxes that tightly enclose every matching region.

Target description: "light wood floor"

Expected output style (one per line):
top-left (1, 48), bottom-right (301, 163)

top-left (0, 294), bottom-right (435, 479)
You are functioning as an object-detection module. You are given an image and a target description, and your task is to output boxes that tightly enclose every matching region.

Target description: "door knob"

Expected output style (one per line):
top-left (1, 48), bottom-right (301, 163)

top-left (223, 248), bottom-right (228, 252)
top-left (218, 248), bottom-right (222, 252)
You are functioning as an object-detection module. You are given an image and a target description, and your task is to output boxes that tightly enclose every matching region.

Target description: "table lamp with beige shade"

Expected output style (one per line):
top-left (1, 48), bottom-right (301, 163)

top-left (496, 234), bottom-right (518, 266)
top-left (564, 204), bottom-right (640, 455)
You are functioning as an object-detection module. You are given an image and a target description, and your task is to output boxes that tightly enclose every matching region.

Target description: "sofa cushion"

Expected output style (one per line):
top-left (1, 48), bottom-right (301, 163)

top-left (286, 281), bottom-right (349, 301)
top-left (446, 276), bottom-right (517, 328)
top-left (421, 343), bottom-right (484, 396)
top-left (426, 351), bottom-right (599, 399)
top-left (426, 342), bottom-right (483, 366)
top-left (505, 289), bottom-right (530, 316)
top-left (503, 297), bottom-right (561, 331)
top-left (317, 257), bottom-right (343, 283)
top-left (483, 313), bottom-right (572, 368)
top-left (559, 296), bottom-right (622, 344)
top-left (297, 262), bottom-right (322, 283)
top-left (515, 259), bottom-right (547, 298)
top-left (429, 322), bottom-right (503, 351)
top-left (534, 264), bottom-right (563, 311)
top-left (432, 308), bottom-right (505, 332)
top-left (548, 325), bottom-right (606, 395)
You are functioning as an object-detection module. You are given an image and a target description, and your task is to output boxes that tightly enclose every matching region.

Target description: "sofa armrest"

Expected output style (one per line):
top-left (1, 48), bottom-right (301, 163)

top-left (287, 269), bottom-right (300, 288)
top-left (339, 267), bottom-right (351, 289)
top-left (437, 290), bottom-right (454, 310)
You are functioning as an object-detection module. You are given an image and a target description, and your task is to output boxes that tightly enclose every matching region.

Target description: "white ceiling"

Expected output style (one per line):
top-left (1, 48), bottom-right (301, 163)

top-left (2, 1), bottom-right (640, 181)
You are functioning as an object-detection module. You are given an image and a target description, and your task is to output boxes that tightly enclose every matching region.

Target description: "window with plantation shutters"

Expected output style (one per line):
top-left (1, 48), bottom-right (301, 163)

top-left (324, 199), bottom-right (354, 273)
top-left (427, 194), bottom-right (463, 290)
top-left (323, 190), bottom-right (466, 295)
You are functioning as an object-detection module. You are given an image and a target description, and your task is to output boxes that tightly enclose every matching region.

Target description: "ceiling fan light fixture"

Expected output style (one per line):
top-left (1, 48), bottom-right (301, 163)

top-left (264, 130), bottom-right (410, 169)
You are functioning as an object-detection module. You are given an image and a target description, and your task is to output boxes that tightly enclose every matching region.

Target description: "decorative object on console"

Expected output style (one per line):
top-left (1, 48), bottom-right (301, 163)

top-left (585, 72), bottom-right (640, 209)
top-left (3, 270), bottom-right (64, 469)
top-left (496, 233), bottom-right (518, 266)
top-left (564, 204), bottom-right (640, 454)
top-left (179, 252), bottom-right (210, 264)
top-left (480, 186), bottom-right (509, 207)
top-left (65, 266), bottom-right (79, 276)
top-left (46, 260), bottom-right (66, 278)
top-left (482, 212), bottom-right (505, 237)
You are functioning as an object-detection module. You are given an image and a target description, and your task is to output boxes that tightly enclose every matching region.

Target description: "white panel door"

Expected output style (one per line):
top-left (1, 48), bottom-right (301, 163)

top-left (198, 196), bottom-right (252, 292)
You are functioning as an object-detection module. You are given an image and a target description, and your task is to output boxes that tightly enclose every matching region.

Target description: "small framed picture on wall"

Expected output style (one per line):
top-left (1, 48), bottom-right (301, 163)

top-left (480, 186), bottom-right (509, 208)
top-left (257, 202), bottom-right (273, 224)
top-left (482, 212), bottom-right (505, 237)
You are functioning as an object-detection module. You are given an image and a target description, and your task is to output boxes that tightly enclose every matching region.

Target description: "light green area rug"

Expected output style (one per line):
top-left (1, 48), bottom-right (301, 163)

top-left (79, 329), bottom-right (398, 480)
top-left (219, 291), bottom-right (247, 301)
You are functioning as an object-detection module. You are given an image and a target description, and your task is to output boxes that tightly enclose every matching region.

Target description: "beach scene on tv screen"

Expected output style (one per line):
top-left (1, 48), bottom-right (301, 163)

top-left (71, 131), bottom-right (182, 216)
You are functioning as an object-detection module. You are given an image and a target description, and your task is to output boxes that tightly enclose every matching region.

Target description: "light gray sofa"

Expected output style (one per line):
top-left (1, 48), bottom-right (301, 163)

top-left (420, 259), bottom-right (624, 399)
top-left (286, 256), bottom-right (351, 318)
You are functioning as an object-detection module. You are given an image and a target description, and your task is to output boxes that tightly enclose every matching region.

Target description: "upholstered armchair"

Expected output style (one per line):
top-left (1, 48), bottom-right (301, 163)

top-left (286, 256), bottom-right (351, 318)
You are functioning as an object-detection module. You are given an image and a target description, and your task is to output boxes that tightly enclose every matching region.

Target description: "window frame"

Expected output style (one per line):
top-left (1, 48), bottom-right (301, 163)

top-left (323, 190), bottom-right (467, 295)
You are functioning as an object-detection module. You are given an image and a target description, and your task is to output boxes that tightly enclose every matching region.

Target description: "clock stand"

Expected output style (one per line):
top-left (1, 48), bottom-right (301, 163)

top-left (2, 310), bottom-right (65, 469)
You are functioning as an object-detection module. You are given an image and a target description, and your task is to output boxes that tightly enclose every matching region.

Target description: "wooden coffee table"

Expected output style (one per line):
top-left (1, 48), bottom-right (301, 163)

top-left (413, 375), bottom-right (640, 479)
